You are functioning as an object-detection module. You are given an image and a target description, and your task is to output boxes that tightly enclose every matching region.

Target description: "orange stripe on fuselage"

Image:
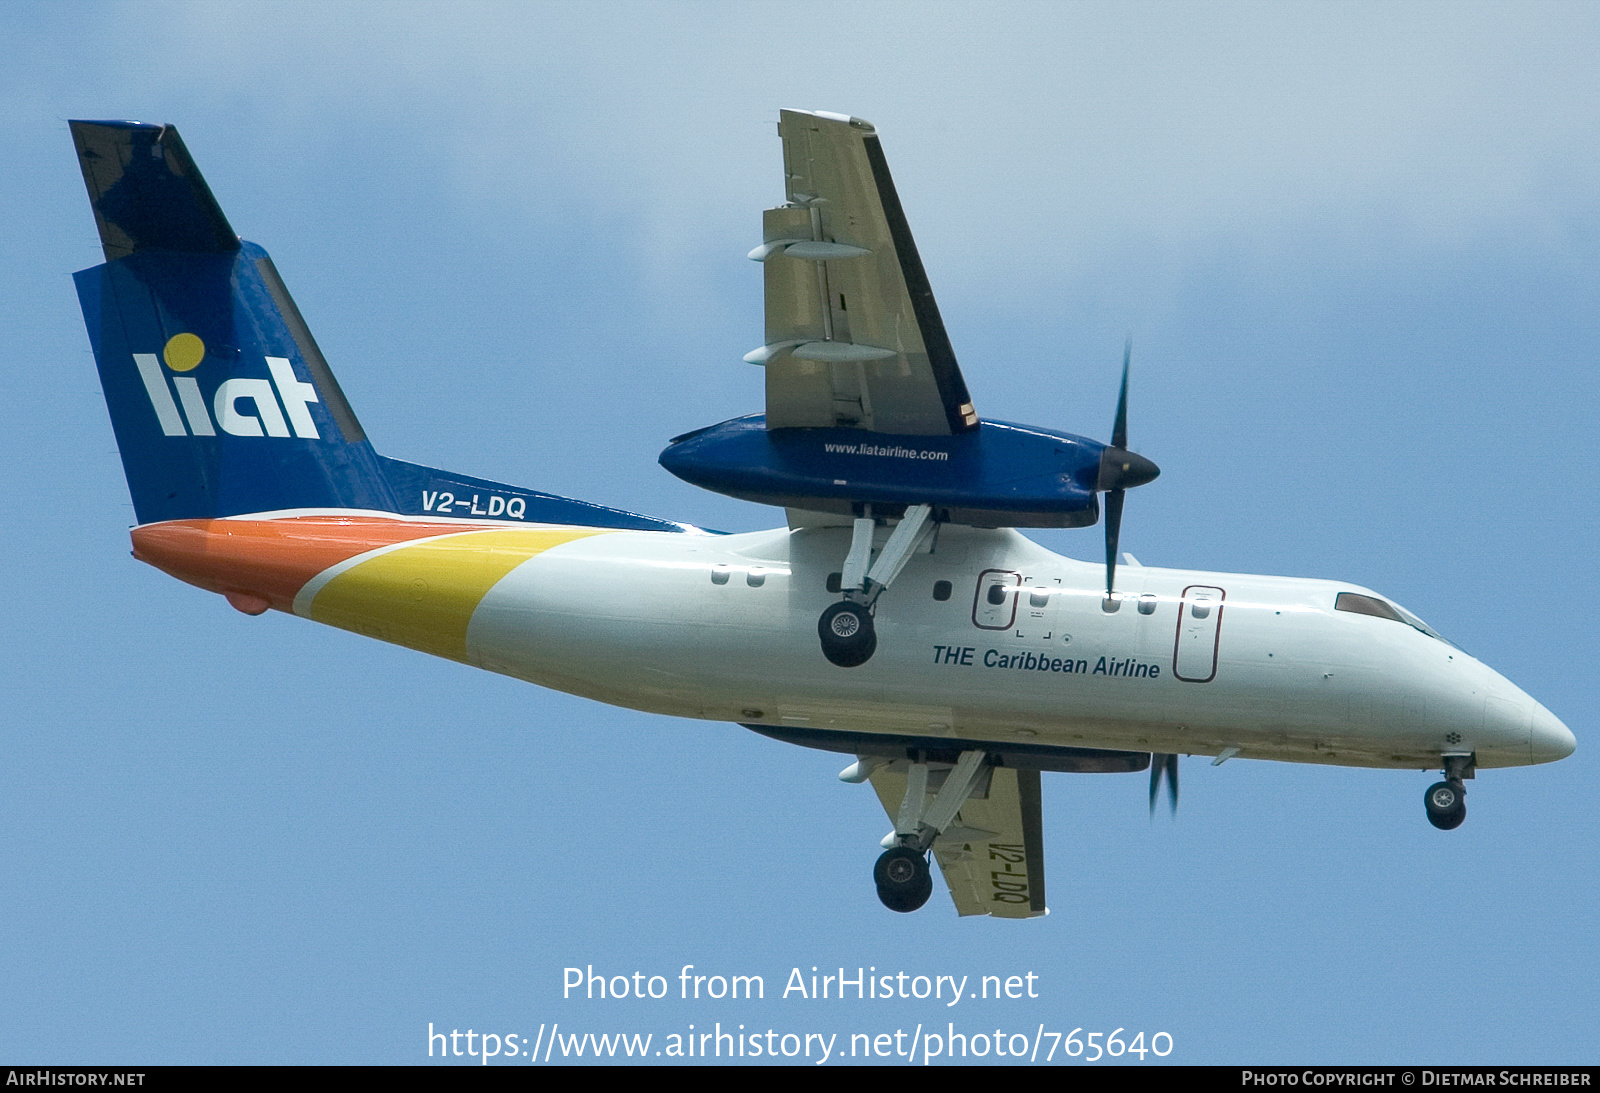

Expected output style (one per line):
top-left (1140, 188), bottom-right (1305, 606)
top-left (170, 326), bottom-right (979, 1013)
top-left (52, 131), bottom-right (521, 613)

top-left (130, 516), bottom-right (508, 613)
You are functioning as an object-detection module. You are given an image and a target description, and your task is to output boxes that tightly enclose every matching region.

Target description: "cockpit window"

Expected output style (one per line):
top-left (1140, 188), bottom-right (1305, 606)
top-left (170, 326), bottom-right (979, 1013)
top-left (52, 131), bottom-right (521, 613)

top-left (1335, 592), bottom-right (1402, 622)
top-left (1392, 602), bottom-right (1458, 649)
top-left (1336, 592), bottom-right (1460, 649)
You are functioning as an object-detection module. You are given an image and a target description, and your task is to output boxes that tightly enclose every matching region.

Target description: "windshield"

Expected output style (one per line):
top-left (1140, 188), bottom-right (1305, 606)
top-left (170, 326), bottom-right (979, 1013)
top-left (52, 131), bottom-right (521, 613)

top-left (1335, 592), bottom-right (1463, 651)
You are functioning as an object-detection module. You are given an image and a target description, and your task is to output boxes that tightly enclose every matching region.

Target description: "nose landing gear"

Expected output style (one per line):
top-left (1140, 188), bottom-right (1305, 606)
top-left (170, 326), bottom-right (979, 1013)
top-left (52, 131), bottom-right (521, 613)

top-left (1424, 780), bottom-right (1466, 829)
top-left (1424, 753), bottom-right (1474, 830)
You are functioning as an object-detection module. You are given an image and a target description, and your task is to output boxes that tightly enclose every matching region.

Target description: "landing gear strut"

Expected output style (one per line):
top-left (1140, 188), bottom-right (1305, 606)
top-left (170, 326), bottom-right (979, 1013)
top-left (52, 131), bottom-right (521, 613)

top-left (859, 749), bottom-right (990, 912)
top-left (818, 504), bottom-right (933, 668)
top-left (1424, 753), bottom-right (1473, 830)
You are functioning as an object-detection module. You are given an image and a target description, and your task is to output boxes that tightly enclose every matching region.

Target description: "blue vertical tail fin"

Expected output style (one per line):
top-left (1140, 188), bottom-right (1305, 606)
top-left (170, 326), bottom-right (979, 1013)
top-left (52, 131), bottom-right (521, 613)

top-left (72, 120), bottom-right (694, 534)
top-left (72, 119), bottom-right (393, 524)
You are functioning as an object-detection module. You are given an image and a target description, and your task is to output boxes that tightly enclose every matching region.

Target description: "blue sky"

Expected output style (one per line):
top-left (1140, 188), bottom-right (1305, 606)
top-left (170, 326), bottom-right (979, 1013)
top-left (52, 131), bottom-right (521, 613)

top-left (3, 0), bottom-right (1597, 1064)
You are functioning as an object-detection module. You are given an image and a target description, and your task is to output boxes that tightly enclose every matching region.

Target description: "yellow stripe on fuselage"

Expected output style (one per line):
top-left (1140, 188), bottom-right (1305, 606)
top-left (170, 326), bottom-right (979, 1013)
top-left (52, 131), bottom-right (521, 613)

top-left (307, 528), bottom-right (608, 662)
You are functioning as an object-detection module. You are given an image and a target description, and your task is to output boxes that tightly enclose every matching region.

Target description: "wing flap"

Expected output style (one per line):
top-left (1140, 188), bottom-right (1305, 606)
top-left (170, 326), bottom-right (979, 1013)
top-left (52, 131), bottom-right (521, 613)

top-left (757, 111), bottom-right (977, 436)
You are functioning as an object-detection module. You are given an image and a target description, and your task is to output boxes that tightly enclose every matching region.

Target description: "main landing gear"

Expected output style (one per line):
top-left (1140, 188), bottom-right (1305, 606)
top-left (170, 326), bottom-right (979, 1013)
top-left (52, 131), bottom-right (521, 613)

top-left (818, 504), bottom-right (934, 668)
top-left (845, 749), bottom-right (990, 913)
top-left (818, 601), bottom-right (876, 668)
top-left (874, 846), bottom-right (932, 913)
top-left (1424, 753), bottom-right (1474, 830)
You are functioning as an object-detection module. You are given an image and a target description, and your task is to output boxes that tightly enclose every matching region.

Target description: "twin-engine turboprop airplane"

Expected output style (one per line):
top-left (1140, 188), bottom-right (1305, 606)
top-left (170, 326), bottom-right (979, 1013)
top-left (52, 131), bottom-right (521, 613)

top-left (70, 111), bottom-right (1575, 917)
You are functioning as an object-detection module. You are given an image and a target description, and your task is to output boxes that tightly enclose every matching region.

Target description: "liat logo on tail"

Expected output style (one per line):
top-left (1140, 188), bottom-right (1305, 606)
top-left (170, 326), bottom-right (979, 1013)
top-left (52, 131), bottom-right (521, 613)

top-left (134, 333), bottom-right (321, 439)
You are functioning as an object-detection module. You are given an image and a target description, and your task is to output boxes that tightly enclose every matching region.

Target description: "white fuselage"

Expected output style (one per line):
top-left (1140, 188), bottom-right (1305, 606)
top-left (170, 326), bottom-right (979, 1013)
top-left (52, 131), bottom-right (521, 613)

top-left (461, 524), bottom-right (1573, 771)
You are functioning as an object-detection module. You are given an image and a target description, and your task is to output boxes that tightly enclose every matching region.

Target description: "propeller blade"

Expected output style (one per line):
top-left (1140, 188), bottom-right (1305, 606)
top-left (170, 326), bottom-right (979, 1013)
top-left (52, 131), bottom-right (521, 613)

top-left (1096, 342), bottom-right (1159, 494)
top-left (1097, 342), bottom-right (1158, 600)
top-left (1111, 339), bottom-right (1130, 451)
top-left (1104, 487), bottom-right (1124, 599)
top-left (1149, 753), bottom-right (1180, 817)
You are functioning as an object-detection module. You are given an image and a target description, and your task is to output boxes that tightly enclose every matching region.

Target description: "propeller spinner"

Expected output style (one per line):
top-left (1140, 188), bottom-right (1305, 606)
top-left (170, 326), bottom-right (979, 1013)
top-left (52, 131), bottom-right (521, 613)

top-left (1096, 343), bottom-right (1159, 602)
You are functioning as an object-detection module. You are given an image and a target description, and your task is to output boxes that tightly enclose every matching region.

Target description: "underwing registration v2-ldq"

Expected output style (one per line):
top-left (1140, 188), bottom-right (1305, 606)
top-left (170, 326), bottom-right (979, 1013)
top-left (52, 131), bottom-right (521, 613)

top-left (70, 110), bottom-right (1575, 917)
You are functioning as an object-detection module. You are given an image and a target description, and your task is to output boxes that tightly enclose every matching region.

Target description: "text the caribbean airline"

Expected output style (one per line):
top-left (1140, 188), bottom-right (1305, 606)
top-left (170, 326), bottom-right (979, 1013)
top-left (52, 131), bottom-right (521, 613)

top-left (69, 111), bottom-right (1574, 917)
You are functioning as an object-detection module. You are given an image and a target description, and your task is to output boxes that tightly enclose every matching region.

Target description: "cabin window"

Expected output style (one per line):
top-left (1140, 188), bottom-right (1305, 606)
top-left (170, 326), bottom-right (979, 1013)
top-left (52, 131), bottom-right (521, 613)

top-left (932, 580), bottom-right (952, 601)
top-left (746, 567), bottom-right (766, 588)
top-left (711, 565), bottom-right (731, 585)
top-left (826, 572), bottom-right (842, 593)
top-left (1190, 603), bottom-right (1210, 620)
top-left (1029, 590), bottom-right (1050, 608)
top-left (1138, 594), bottom-right (1157, 615)
top-left (987, 583), bottom-right (1009, 606)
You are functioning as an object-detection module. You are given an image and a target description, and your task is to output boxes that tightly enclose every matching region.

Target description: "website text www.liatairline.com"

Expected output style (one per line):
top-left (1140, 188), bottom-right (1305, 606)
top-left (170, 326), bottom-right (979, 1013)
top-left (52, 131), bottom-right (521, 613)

top-left (428, 964), bottom-right (1175, 1065)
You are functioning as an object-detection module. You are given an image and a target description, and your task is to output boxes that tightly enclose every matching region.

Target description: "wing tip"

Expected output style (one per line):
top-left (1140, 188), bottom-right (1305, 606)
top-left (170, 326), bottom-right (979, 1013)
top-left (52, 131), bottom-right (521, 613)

top-left (782, 108), bottom-right (876, 133)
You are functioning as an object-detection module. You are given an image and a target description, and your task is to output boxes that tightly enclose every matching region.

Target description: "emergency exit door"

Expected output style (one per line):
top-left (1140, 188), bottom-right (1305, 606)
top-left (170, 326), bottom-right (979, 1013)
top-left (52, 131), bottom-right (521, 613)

top-left (1173, 585), bottom-right (1225, 682)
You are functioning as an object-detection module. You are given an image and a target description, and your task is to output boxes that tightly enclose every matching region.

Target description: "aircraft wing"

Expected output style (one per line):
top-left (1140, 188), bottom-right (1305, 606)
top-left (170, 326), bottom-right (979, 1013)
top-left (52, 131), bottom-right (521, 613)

top-left (750, 110), bottom-right (979, 436)
top-left (869, 764), bottom-right (1047, 919)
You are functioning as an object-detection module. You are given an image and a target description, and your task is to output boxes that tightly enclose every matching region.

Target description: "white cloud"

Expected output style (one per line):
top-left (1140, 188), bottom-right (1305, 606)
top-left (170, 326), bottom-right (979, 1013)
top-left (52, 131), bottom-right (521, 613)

top-left (102, 0), bottom-right (1593, 250)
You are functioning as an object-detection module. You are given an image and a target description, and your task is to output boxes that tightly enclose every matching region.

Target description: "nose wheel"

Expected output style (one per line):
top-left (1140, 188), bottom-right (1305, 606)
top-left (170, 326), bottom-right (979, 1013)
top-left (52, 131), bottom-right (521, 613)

top-left (1424, 753), bottom-right (1473, 830)
top-left (1424, 780), bottom-right (1466, 830)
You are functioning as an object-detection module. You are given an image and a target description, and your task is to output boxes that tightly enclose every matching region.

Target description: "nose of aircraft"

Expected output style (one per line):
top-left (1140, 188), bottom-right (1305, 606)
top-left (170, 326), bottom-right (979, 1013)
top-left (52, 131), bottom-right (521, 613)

top-left (1530, 701), bottom-right (1577, 763)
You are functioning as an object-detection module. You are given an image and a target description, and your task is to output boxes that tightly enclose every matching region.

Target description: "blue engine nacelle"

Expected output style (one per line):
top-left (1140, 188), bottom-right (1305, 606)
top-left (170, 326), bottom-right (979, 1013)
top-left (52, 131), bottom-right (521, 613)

top-left (659, 414), bottom-right (1136, 528)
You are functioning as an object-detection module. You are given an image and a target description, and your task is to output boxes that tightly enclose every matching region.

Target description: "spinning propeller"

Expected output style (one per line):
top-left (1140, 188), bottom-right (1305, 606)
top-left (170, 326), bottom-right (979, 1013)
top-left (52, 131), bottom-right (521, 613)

top-left (1149, 753), bottom-right (1179, 817)
top-left (1090, 346), bottom-right (1170, 817)
top-left (1095, 342), bottom-right (1160, 601)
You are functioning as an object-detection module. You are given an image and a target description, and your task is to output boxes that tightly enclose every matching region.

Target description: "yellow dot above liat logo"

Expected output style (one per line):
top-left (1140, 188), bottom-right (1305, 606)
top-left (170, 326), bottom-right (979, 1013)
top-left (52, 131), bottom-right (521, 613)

top-left (163, 332), bottom-right (205, 372)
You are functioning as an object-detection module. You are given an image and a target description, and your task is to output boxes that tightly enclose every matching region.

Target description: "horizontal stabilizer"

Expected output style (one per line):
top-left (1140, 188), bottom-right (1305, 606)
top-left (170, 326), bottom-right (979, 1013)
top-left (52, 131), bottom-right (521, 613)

top-left (70, 120), bottom-right (238, 262)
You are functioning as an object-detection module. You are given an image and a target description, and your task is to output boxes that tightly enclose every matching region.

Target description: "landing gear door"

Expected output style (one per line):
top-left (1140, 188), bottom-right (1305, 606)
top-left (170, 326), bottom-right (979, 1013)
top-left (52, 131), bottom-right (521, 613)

top-left (972, 569), bottom-right (1020, 631)
top-left (1173, 584), bottom-right (1225, 683)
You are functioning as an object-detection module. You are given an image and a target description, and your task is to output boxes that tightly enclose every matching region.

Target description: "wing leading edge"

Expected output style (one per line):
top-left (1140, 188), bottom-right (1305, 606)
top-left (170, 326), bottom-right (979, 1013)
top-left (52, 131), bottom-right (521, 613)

top-left (750, 110), bottom-right (978, 436)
